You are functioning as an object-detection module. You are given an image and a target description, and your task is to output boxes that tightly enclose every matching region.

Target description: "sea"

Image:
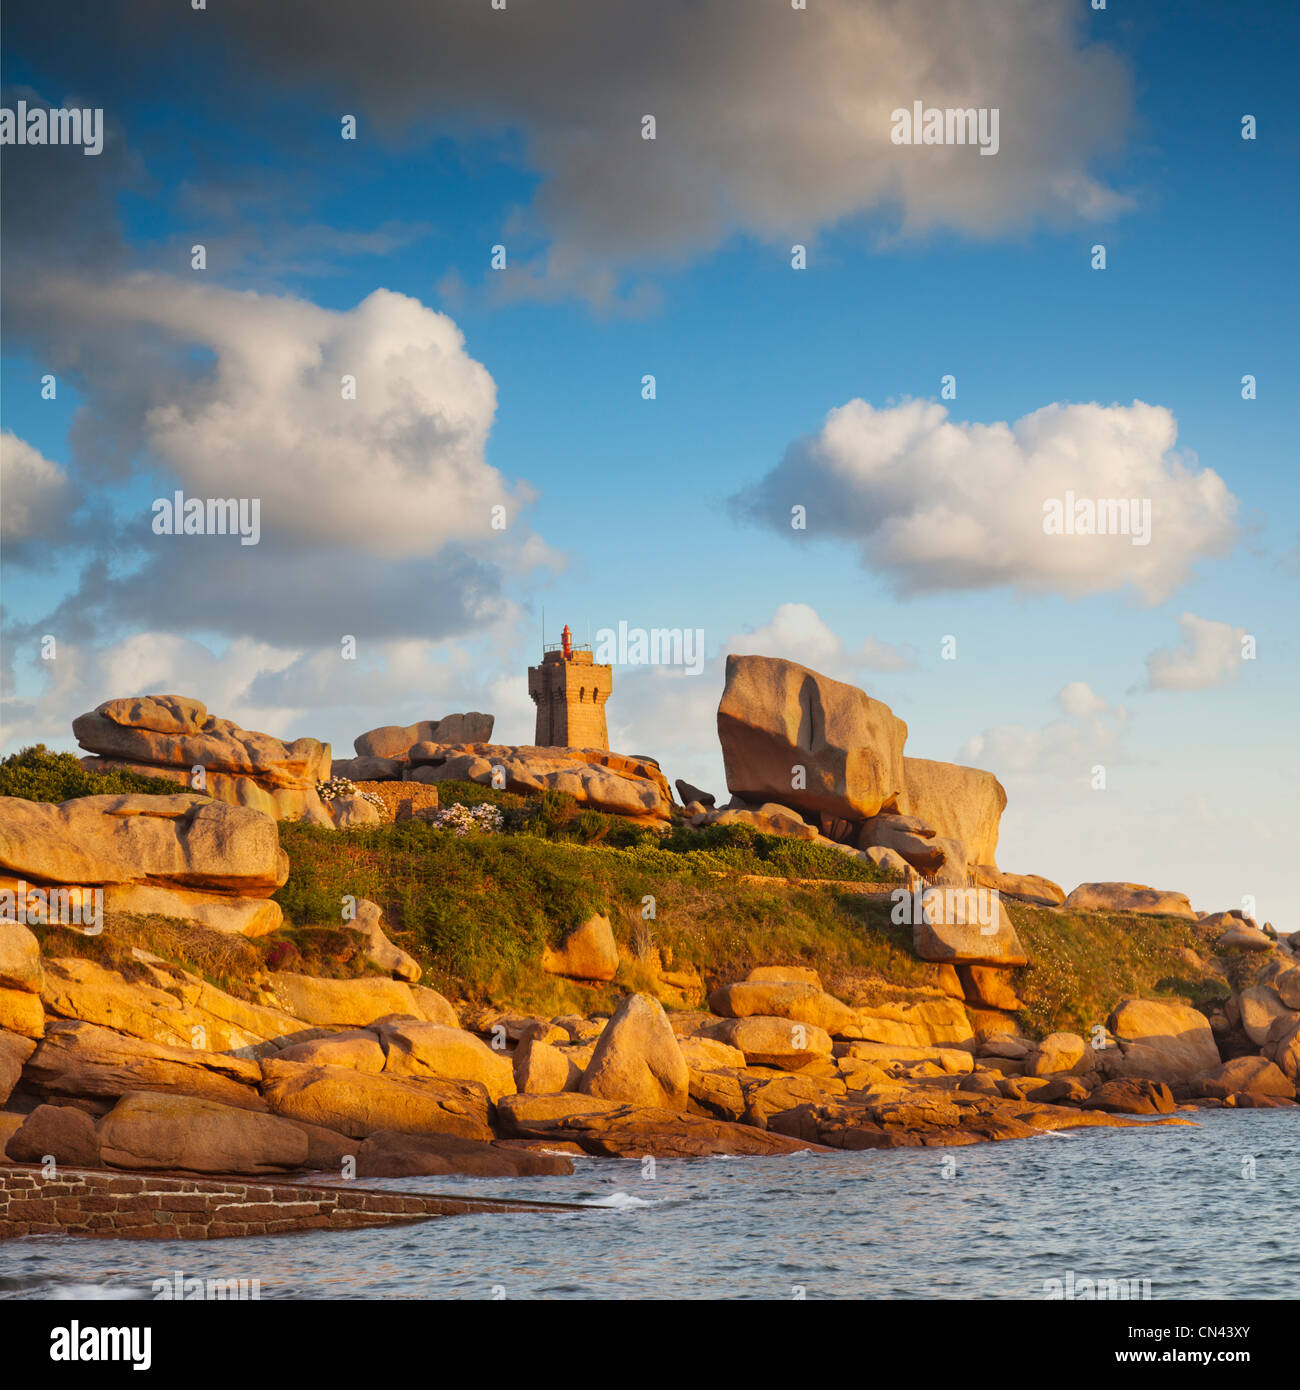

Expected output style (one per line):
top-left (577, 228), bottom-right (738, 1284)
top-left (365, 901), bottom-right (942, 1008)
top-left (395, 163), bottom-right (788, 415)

top-left (1, 1108), bottom-right (1294, 1300)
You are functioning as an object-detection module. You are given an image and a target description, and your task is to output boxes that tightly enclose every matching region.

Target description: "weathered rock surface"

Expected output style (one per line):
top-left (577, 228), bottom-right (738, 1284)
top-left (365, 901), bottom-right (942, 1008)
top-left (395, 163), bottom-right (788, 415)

top-left (0, 987), bottom-right (44, 1039)
top-left (1237, 985), bottom-right (1295, 1047)
top-left (898, 758), bottom-right (1007, 868)
top-left (716, 655), bottom-right (907, 821)
top-left (377, 1019), bottom-right (515, 1103)
top-left (354, 1128), bottom-right (571, 1178)
top-left (513, 1037), bottom-right (581, 1094)
top-left (1105, 999), bottom-right (1220, 1081)
top-left (1087, 1079), bottom-right (1175, 1114)
top-left (972, 866), bottom-right (1065, 908)
top-left (97, 1091), bottom-right (308, 1174)
top-left (841, 996), bottom-right (974, 1050)
top-left (541, 913), bottom-right (619, 982)
top-left (258, 1057), bottom-right (493, 1141)
top-left (674, 779), bottom-right (716, 809)
top-left (910, 888), bottom-right (1029, 967)
top-left (1189, 1055), bottom-right (1295, 1101)
top-left (74, 694), bottom-right (333, 826)
top-left (7, 1103), bottom-right (103, 1167)
top-left (706, 1015), bottom-right (834, 1069)
top-left (25, 1020), bottom-right (267, 1110)
top-left (0, 921), bottom-right (44, 994)
top-left (351, 899), bottom-right (421, 982)
top-left (496, 1092), bottom-right (824, 1158)
top-left (1263, 1015), bottom-right (1300, 1084)
top-left (354, 714), bottom-right (495, 761)
top-left (580, 994), bottom-right (689, 1109)
top-left (276, 1029), bottom-right (387, 1073)
top-left (407, 744), bottom-right (673, 821)
top-left (957, 965), bottom-right (1022, 1013)
top-left (0, 1028), bottom-right (36, 1105)
top-left (708, 980), bottom-right (855, 1035)
top-left (1064, 883), bottom-right (1196, 920)
top-left (267, 973), bottom-right (434, 1029)
top-left (0, 793), bottom-right (288, 893)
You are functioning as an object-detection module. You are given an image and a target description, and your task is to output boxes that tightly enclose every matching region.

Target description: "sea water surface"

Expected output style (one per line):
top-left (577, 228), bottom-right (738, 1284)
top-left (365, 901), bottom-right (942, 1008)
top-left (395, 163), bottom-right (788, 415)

top-left (2, 1109), bottom-right (1295, 1300)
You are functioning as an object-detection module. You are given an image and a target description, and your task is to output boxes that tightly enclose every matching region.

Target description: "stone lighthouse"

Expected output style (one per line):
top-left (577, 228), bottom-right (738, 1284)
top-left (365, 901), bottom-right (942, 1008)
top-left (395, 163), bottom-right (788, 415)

top-left (528, 623), bottom-right (612, 750)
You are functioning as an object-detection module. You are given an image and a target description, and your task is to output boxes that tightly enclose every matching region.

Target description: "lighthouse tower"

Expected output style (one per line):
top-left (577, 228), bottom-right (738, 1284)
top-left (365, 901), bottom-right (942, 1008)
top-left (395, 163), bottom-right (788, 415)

top-left (528, 623), bottom-right (612, 750)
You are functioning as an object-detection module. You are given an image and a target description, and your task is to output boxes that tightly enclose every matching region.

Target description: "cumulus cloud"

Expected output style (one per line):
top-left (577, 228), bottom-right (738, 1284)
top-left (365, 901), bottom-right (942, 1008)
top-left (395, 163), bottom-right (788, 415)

top-left (20, 275), bottom-right (517, 557)
top-left (1145, 612), bottom-right (1251, 692)
top-left (961, 682), bottom-right (1130, 784)
top-left (733, 398), bottom-right (1237, 602)
top-left (0, 433), bottom-right (73, 564)
top-left (7, 0), bottom-right (1134, 303)
top-left (724, 602), bottom-right (915, 675)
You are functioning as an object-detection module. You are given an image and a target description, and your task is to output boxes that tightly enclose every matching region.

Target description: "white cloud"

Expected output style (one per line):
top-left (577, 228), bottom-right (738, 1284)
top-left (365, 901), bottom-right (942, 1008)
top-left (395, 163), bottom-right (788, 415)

top-left (961, 682), bottom-right (1129, 784)
top-left (1145, 612), bottom-right (1250, 691)
top-left (735, 398), bottom-right (1237, 602)
top-left (25, 275), bottom-right (522, 557)
top-left (101, 0), bottom-right (1135, 303)
top-left (1, 432), bottom-right (73, 562)
top-left (723, 602), bottom-right (914, 676)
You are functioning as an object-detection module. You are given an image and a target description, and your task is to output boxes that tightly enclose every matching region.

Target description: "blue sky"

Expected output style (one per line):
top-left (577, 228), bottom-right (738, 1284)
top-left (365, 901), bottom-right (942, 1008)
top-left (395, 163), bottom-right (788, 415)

top-left (2, 0), bottom-right (1297, 922)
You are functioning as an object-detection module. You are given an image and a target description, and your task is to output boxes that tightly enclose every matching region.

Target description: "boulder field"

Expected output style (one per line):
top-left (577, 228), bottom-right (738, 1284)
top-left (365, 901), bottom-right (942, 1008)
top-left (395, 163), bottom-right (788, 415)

top-left (5, 927), bottom-right (1296, 1185)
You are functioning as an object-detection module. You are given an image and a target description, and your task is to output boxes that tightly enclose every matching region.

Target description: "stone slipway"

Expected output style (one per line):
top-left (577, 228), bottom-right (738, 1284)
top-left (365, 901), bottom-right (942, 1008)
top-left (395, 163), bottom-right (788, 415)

top-left (0, 1163), bottom-right (587, 1241)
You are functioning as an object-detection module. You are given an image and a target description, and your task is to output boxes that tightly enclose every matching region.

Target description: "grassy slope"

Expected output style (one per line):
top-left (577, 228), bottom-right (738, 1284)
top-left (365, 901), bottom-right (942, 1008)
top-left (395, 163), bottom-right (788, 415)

top-left (271, 793), bottom-right (1234, 1032)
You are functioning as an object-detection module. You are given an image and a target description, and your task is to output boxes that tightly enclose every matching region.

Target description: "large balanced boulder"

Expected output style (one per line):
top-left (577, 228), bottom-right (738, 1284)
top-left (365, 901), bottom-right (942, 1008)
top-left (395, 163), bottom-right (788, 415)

top-left (1064, 883), bottom-right (1196, 920)
top-left (898, 758), bottom-right (1007, 868)
top-left (97, 1091), bottom-right (308, 1174)
top-left (73, 694), bottom-right (334, 826)
top-left (354, 714), bottom-right (495, 761)
top-left (1104, 999), bottom-right (1220, 1081)
top-left (407, 744), bottom-right (673, 822)
top-left (579, 994), bottom-right (690, 1109)
top-left (716, 655), bottom-right (907, 821)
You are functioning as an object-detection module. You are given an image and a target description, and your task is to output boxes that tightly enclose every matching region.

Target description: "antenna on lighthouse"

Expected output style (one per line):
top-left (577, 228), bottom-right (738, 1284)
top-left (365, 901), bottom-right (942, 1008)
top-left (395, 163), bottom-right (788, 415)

top-left (541, 605), bottom-right (545, 652)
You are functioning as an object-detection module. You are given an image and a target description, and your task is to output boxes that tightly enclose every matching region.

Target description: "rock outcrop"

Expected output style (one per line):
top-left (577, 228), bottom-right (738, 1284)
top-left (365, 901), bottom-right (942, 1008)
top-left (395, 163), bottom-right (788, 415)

top-left (716, 655), bottom-right (907, 821)
top-left (353, 714), bottom-right (495, 761)
top-left (541, 913), bottom-right (619, 982)
top-left (1104, 999), bottom-right (1221, 1080)
top-left (898, 758), bottom-right (1007, 869)
top-left (580, 994), bottom-right (690, 1109)
top-left (405, 744), bottom-right (673, 822)
top-left (0, 794), bottom-right (289, 937)
top-left (1064, 883), bottom-right (1197, 920)
top-left (74, 694), bottom-right (334, 826)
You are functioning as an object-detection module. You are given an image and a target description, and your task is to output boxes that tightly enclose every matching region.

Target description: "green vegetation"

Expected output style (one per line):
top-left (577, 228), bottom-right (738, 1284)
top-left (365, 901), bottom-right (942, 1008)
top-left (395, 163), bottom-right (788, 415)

top-left (1010, 904), bottom-right (1228, 1036)
top-left (28, 912), bottom-right (264, 1001)
top-left (0, 744), bottom-right (189, 803)
top-left (273, 813), bottom-right (915, 1013)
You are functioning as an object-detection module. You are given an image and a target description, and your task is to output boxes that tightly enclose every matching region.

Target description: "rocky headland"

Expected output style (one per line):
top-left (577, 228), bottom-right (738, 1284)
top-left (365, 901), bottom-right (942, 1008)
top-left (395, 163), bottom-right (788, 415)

top-left (1, 655), bottom-right (1295, 1233)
